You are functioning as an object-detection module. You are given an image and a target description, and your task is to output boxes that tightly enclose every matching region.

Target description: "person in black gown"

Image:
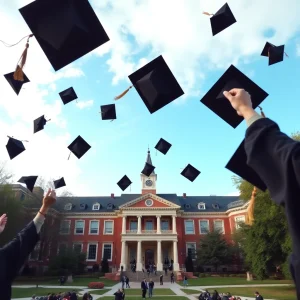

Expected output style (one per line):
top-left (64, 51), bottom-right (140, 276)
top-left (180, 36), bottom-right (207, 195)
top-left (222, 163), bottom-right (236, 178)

top-left (0, 188), bottom-right (57, 300)
top-left (224, 88), bottom-right (300, 300)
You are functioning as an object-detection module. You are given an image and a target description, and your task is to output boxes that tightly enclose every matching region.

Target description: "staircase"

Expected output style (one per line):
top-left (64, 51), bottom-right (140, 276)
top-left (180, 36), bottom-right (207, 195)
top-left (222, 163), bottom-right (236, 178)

top-left (122, 270), bottom-right (174, 283)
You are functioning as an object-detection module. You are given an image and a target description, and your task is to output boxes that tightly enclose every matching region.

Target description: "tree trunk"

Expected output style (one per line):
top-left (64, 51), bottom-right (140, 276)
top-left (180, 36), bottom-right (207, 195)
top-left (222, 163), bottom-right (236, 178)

top-left (246, 271), bottom-right (253, 281)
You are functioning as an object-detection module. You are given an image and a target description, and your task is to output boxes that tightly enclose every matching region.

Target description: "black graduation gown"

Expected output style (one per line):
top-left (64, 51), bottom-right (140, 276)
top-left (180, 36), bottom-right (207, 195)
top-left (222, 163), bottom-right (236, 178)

top-left (244, 117), bottom-right (300, 299)
top-left (0, 221), bottom-right (40, 300)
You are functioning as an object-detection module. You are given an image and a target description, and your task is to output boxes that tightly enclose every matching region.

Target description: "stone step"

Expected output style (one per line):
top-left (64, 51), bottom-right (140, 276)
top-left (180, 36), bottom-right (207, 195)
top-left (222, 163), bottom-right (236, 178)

top-left (121, 271), bottom-right (175, 283)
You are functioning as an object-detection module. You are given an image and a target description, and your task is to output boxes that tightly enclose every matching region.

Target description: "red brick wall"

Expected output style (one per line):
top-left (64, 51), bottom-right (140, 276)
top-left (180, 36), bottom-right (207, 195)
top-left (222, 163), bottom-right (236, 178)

top-left (130, 198), bottom-right (168, 208)
top-left (142, 189), bottom-right (156, 195)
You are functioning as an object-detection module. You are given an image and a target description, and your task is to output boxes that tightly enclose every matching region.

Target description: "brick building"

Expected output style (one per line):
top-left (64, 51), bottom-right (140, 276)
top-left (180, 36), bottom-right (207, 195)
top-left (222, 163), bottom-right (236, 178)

top-left (12, 150), bottom-right (249, 273)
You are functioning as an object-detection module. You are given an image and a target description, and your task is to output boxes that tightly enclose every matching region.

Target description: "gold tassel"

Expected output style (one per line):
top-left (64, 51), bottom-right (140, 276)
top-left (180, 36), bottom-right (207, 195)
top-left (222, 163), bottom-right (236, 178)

top-left (203, 12), bottom-right (214, 16)
top-left (258, 106), bottom-right (266, 118)
top-left (13, 34), bottom-right (34, 81)
top-left (114, 86), bottom-right (133, 100)
top-left (246, 186), bottom-right (257, 225)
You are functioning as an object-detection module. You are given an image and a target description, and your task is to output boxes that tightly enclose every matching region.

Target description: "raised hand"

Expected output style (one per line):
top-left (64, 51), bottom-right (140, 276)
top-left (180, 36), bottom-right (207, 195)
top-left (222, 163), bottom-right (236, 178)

top-left (0, 214), bottom-right (8, 234)
top-left (40, 188), bottom-right (56, 215)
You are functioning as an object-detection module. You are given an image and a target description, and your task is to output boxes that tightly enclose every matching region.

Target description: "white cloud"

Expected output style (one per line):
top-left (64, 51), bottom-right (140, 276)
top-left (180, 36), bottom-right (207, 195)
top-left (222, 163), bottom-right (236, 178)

top-left (226, 191), bottom-right (240, 196)
top-left (76, 100), bottom-right (94, 110)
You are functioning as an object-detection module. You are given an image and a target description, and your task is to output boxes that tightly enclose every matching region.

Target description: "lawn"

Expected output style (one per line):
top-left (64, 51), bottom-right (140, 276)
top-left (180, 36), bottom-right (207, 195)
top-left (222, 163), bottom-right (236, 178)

top-left (214, 286), bottom-right (296, 300)
top-left (116, 289), bottom-right (176, 296)
top-left (178, 277), bottom-right (293, 286)
top-left (101, 297), bottom-right (188, 300)
top-left (12, 288), bottom-right (81, 298)
top-left (88, 289), bottom-right (110, 295)
top-left (181, 289), bottom-right (202, 295)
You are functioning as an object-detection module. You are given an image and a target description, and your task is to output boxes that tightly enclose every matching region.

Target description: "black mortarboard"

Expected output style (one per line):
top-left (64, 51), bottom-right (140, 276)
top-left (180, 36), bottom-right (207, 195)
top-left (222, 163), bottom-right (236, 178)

top-left (119, 55), bottom-right (184, 114)
top-left (4, 71), bottom-right (29, 95)
top-left (59, 87), bottom-right (78, 105)
top-left (141, 163), bottom-right (156, 177)
top-left (19, 0), bottom-right (110, 71)
top-left (261, 42), bottom-right (285, 66)
top-left (34, 115), bottom-right (49, 133)
top-left (117, 175), bottom-right (132, 191)
top-left (206, 3), bottom-right (237, 36)
top-left (155, 138), bottom-right (172, 155)
top-left (225, 139), bottom-right (267, 191)
top-left (100, 104), bottom-right (117, 120)
top-left (6, 137), bottom-right (26, 160)
top-left (18, 176), bottom-right (38, 192)
top-left (181, 164), bottom-right (201, 182)
top-left (54, 177), bottom-right (66, 189)
top-left (68, 135), bottom-right (91, 159)
top-left (200, 65), bottom-right (269, 128)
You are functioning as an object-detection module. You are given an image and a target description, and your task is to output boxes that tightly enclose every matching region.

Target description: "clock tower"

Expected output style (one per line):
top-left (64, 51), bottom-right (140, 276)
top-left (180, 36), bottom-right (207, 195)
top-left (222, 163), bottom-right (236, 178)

top-left (141, 149), bottom-right (157, 195)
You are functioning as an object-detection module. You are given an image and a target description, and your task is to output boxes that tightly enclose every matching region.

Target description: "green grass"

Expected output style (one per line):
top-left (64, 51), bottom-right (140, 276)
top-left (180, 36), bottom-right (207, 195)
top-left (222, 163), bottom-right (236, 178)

top-left (101, 297), bottom-right (188, 300)
top-left (88, 289), bottom-right (110, 295)
top-left (181, 289), bottom-right (202, 295)
top-left (178, 277), bottom-right (293, 286)
top-left (12, 288), bottom-right (81, 298)
top-left (214, 286), bottom-right (296, 300)
top-left (114, 289), bottom-right (175, 296)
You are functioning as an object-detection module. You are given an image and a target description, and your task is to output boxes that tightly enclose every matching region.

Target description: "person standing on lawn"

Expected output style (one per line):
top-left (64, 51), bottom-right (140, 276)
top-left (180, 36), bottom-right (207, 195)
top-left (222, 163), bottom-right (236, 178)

top-left (148, 278), bottom-right (154, 298)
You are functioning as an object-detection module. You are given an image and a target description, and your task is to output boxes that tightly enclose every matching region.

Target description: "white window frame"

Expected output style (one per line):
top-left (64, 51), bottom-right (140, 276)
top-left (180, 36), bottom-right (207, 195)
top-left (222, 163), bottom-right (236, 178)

top-left (102, 243), bottom-right (113, 261)
top-left (87, 243), bottom-right (98, 261)
top-left (89, 220), bottom-right (99, 235)
top-left (57, 243), bottom-right (67, 254)
top-left (103, 220), bottom-right (114, 235)
top-left (74, 220), bottom-right (85, 235)
top-left (60, 220), bottom-right (71, 235)
top-left (213, 219), bottom-right (225, 234)
top-left (184, 220), bottom-right (195, 234)
top-left (186, 242), bottom-right (197, 260)
top-left (235, 215), bottom-right (246, 229)
top-left (198, 202), bottom-right (206, 210)
top-left (92, 203), bottom-right (100, 211)
top-left (199, 219), bottom-right (209, 234)
top-left (73, 243), bottom-right (83, 253)
top-left (64, 203), bottom-right (72, 211)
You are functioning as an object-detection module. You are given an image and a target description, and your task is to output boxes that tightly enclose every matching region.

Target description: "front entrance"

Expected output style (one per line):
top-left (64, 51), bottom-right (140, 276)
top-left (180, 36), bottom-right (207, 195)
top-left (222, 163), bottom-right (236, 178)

top-left (145, 249), bottom-right (154, 267)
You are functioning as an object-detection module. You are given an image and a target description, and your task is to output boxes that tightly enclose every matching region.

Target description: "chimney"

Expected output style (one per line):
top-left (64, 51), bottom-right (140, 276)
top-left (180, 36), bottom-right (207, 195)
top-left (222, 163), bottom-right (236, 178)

top-left (111, 193), bottom-right (114, 199)
top-left (183, 193), bottom-right (186, 198)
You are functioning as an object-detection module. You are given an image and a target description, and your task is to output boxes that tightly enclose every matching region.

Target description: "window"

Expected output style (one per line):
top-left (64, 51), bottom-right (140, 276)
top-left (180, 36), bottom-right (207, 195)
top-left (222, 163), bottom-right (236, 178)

top-left (73, 243), bottom-right (83, 253)
top-left (184, 220), bottom-right (195, 234)
top-left (64, 203), bottom-right (72, 210)
top-left (145, 220), bottom-right (154, 230)
top-left (186, 242), bottom-right (196, 259)
top-left (235, 216), bottom-right (245, 229)
top-left (104, 220), bottom-right (114, 234)
top-left (93, 203), bottom-right (100, 210)
top-left (161, 220), bottom-right (169, 230)
top-left (214, 220), bottom-right (225, 234)
top-left (60, 220), bottom-right (71, 234)
top-left (89, 220), bottom-right (99, 234)
top-left (102, 243), bottom-right (113, 261)
top-left (130, 221), bottom-right (137, 231)
top-left (212, 203), bottom-right (220, 209)
top-left (58, 243), bottom-right (67, 254)
top-left (198, 202), bottom-right (206, 210)
top-left (199, 220), bottom-right (209, 234)
top-left (75, 220), bottom-right (85, 235)
top-left (29, 242), bottom-right (40, 260)
top-left (87, 244), bottom-right (98, 261)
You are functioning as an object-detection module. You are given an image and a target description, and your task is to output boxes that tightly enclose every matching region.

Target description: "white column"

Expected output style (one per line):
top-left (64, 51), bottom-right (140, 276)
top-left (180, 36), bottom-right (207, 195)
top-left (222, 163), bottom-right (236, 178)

top-left (173, 241), bottom-right (179, 271)
top-left (157, 241), bottom-right (163, 271)
top-left (172, 216), bottom-right (177, 234)
top-left (137, 216), bottom-right (142, 234)
top-left (156, 216), bottom-right (161, 234)
top-left (122, 216), bottom-right (126, 234)
top-left (120, 241), bottom-right (126, 271)
top-left (137, 241), bottom-right (142, 271)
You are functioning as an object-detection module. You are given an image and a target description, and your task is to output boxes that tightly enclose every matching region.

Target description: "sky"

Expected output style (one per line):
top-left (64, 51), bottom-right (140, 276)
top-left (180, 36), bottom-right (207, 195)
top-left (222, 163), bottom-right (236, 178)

top-left (1, 0), bottom-right (300, 197)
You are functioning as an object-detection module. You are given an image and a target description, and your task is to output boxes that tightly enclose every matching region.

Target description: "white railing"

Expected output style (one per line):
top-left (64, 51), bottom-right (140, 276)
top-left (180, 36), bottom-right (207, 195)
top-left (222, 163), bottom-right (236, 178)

top-left (125, 229), bottom-right (173, 234)
top-left (126, 230), bottom-right (137, 233)
top-left (142, 230), bottom-right (157, 234)
top-left (161, 230), bottom-right (172, 234)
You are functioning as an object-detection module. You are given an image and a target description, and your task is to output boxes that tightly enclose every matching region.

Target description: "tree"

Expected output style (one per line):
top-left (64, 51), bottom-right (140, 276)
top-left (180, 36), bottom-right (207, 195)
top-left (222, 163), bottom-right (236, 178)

top-left (197, 231), bottom-right (232, 272)
top-left (0, 161), bottom-right (13, 184)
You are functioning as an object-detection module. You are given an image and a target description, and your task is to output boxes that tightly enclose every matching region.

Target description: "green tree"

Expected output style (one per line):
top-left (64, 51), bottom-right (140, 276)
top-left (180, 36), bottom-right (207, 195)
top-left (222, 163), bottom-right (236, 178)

top-left (197, 231), bottom-right (232, 272)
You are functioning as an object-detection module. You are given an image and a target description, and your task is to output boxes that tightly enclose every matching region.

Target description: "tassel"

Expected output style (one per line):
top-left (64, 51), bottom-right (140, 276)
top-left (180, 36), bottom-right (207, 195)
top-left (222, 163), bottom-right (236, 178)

top-left (67, 151), bottom-right (72, 160)
top-left (114, 86), bottom-right (133, 100)
top-left (284, 52), bottom-right (289, 58)
top-left (246, 186), bottom-right (257, 225)
top-left (258, 106), bottom-right (266, 118)
top-left (203, 12), bottom-right (214, 16)
top-left (13, 34), bottom-right (33, 81)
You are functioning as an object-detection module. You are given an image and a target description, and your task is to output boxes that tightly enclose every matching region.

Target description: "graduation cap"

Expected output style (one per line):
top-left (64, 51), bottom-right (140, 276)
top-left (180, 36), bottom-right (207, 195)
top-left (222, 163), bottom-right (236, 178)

top-left (6, 136), bottom-right (27, 160)
top-left (34, 115), bottom-right (50, 133)
top-left (155, 138), bottom-right (172, 155)
top-left (114, 55), bottom-right (184, 114)
top-left (19, 0), bottom-right (110, 71)
top-left (181, 164), bottom-right (201, 182)
top-left (18, 176), bottom-right (38, 192)
top-left (203, 3), bottom-right (237, 36)
top-left (54, 177), bottom-right (66, 189)
top-left (59, 87), bottom-right (78, 105)
top-left (100, 104), bottom-right (116, 121)
top-left (261, 42), bottom-right (287, 66)
top-left (67, 135), bottom-right (91, 159)
top-left (141, 162), bottom-right (156, 177)
top-left (4, 71), bottom-right (30, 95)
top-left (117, 175), bottom-right (132, 191)
top-left (200, 65), bottom-right (269, 128)
top-left (225, 139), bottom-right (267, 191)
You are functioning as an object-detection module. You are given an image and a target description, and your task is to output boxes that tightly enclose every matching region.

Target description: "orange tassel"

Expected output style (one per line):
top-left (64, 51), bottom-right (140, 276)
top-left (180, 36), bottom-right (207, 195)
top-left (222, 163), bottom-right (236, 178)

top-left (114, 86), bottom-right (133, 100)
top-left (203, 12), bottom-right (214, 16)
top-left (13, 34), bottom-right (33, 82)
top-left (246, 186), bottom-right (257, 225)
top-left (258, 106), bottom-right (266, 118)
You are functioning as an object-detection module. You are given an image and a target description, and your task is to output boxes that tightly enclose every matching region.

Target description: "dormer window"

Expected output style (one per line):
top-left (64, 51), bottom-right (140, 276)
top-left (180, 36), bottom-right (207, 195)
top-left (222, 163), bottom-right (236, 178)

top-left (198, 202), bottom-right (206, 210)
top-left (92, 203), bottom-right (100, 211)
top-left (212, 203), bottom-right (219, 209)
top-left (64, 203), bottom-right (72, 211)
top-left (107, 203), bottom-right (114, 210)
top-left (80, 203), bottom-right (87, 210)
top-left (184, 204), bottom-right (191, 209)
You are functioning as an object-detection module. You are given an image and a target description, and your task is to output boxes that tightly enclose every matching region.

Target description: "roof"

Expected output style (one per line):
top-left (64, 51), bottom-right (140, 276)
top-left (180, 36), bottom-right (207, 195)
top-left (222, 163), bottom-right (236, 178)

top-left (146, 149), bottom-right (155, 175)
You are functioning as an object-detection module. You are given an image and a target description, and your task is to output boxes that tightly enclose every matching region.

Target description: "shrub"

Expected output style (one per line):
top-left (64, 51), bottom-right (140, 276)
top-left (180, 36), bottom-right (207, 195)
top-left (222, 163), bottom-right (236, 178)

top-left (88, 282), bottom-right (105, 289)
top-left (193, 272), bottom-right (200, 277)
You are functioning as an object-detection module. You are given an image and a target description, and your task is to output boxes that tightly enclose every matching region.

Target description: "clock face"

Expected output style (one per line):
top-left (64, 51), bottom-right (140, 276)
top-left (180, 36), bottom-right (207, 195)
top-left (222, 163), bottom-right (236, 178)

top-left (145, 179), bottom-right (153, 187)
top-left (145, 199), bottom-right (153, 206)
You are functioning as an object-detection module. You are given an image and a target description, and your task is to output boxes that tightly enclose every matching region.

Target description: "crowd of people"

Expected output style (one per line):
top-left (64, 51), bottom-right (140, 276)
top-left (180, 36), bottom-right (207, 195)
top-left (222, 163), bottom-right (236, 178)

top-left (31, 291), bottom-right (93, 300)
top-left (198, 289), bottom-right (263, 300)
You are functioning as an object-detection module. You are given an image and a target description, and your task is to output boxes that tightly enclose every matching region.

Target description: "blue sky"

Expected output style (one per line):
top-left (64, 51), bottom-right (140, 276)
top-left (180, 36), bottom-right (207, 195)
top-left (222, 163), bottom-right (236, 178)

top-left (1, 0), bottom-right (300, 196)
